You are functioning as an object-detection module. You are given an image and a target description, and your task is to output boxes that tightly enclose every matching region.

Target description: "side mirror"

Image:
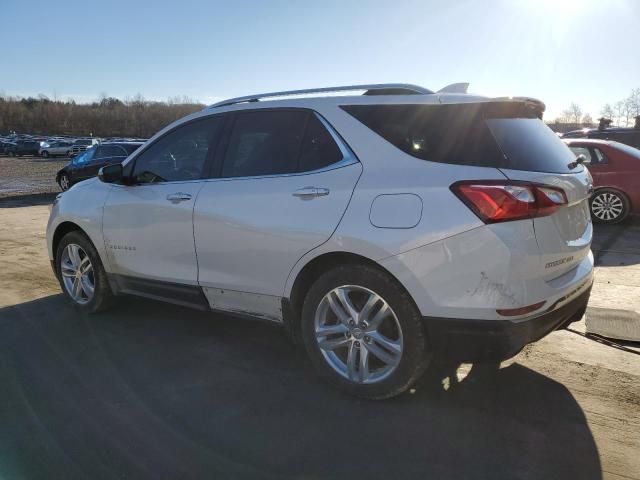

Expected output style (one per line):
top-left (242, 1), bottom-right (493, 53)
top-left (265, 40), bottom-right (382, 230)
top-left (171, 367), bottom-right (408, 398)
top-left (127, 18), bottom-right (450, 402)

top-left (98, 164), bottom-right (123, 183)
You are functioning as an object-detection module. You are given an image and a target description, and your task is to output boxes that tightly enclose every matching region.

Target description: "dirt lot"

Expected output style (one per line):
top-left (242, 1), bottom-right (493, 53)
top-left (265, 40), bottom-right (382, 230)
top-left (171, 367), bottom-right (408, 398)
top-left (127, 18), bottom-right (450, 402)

top-left (0, 194), bottom-right (638, 479)
top-left (0, 155), bottom-right (67, 198)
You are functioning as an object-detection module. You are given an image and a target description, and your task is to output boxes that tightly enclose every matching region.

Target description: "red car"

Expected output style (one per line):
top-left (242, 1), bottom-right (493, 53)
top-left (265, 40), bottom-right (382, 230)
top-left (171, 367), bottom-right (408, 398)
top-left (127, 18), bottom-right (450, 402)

top-left (564, 139), bottom-right (640, 223)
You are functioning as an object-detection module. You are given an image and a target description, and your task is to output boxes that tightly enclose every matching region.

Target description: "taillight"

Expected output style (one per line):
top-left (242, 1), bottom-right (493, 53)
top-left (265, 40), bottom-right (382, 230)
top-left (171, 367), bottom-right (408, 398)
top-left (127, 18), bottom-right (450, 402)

top-left (451, 181), bottom-right (567, 223)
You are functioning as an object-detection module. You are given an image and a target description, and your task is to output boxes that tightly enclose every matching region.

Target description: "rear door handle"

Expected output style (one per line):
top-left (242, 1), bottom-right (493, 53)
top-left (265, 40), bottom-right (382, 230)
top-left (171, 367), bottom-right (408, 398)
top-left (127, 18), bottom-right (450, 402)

top-left (166, 192), bottom-right (192, 203)
top-left (292, 187), bottom-right (330, 200)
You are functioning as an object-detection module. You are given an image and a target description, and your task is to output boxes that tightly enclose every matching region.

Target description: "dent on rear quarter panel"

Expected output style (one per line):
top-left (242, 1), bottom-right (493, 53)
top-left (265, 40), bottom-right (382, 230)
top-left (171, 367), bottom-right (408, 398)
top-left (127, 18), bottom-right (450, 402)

top-left (378, 218), bottom-right (543, 320)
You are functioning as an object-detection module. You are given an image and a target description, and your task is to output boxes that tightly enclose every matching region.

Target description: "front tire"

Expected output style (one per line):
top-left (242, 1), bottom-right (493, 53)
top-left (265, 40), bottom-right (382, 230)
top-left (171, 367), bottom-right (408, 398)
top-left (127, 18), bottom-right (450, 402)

top-left (55, 231), bottom-right (114, 313)
top-left (59, 173), bottom-right (70, 191)
top-left (301, 264), bottom-right (430, 400)
top-left (590, 188), bottom-right (630, 224)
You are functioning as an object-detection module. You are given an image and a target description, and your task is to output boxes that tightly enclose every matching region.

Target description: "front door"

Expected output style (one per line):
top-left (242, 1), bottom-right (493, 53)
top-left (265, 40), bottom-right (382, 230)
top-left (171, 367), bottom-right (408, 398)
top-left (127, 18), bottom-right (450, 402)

top-left (102, 115), bottom-right (224, 285)
top-left (194, 109), bottom-right (361, 319)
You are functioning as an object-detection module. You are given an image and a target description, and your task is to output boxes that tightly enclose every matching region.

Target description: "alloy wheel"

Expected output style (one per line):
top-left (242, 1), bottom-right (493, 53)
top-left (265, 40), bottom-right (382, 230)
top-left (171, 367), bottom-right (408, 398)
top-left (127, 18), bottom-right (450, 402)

top-left (60, 244), bottom-right (95, 304)
top-left (314, 285), bottom-right (403, 384)
top-left (60, 175), bottom-right (69, 190)
top-left (591, 192), bottom-right (624, 221)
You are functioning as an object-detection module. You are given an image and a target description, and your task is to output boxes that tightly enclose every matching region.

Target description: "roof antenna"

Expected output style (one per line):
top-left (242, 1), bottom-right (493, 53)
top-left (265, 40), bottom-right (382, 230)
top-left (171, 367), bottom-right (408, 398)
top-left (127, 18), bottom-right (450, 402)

top-left (437, 83), bottom-right (469, 94)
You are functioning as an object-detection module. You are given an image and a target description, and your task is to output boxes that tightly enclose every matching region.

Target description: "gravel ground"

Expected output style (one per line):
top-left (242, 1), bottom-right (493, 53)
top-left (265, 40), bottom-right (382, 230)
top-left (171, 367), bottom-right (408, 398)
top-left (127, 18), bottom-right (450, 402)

top-left (0, 155), bottom-right (67, 199)
top-left (0, 199), bottom-right (638, 479)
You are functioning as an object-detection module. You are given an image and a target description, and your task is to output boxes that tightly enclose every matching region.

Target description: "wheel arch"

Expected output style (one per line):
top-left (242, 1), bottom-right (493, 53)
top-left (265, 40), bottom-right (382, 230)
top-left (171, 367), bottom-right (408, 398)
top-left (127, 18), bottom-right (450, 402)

top-left (284, 251), bottom-right (417, 342)
top-left (52, 221), bottom-right (86, 259)
top-left (590, 186), bottom-right (632, 223)
top-left (592, 186), bottom-right (632, 208)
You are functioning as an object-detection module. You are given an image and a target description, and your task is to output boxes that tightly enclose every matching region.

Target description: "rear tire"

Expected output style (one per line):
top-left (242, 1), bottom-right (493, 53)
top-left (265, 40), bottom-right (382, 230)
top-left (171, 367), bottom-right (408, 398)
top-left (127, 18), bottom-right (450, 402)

top-left (55, 231), bottom-right (114, 313)
top-left (42, 151), bottom-right (49, 158)
top-left (301, 264), bottom-right (431, 400)
top-left (590, 188), bottom-right (630, 224)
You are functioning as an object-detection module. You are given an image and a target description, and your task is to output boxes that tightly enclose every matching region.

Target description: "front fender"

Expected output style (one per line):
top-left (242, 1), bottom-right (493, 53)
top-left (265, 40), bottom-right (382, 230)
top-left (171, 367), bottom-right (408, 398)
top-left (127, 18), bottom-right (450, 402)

top-left (46, 179), bottom-right (113, 269)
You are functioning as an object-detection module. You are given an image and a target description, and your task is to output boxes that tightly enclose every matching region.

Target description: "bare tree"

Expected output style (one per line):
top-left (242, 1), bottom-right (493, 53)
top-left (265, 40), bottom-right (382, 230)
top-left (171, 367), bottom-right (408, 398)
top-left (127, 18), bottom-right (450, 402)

top-left (614, 101), bottom-right (625, 126)
top-left (562, 103), bottom-right (583, 124)
top-left (628, 88), bottom-right (640, 118)
top-left (581, 113), bottom-right (593, 125)
top-left (600, 104), bottom-right (614, 121)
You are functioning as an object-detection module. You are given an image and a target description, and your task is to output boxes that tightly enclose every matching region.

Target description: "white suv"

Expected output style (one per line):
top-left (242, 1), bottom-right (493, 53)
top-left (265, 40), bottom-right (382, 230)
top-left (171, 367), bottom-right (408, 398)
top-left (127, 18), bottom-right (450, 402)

top-left (46, 83), bottom-right (594, 399)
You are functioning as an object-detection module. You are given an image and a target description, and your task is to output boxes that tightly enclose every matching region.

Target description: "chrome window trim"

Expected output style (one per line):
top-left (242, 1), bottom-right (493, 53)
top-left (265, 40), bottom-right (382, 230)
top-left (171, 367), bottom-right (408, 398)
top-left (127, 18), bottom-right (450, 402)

top-left (118, 108), bottom-right (359, 186)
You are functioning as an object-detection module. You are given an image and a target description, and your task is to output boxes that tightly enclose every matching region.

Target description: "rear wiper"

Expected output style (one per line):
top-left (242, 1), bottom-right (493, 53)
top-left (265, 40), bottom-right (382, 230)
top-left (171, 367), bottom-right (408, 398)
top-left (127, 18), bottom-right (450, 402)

top-left (568, 154), bottom-right (587, 170)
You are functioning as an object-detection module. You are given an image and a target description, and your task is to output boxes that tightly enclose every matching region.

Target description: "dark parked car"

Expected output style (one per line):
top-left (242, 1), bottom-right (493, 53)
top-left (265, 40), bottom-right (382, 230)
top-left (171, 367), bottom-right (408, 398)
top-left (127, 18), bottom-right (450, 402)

top-left (563, 116), bottom-right (640, 149)
top-left (564, 138), bottom-right (640, 223)
top-left (6, 140), bottom-right (41, 156)
top-left (56, 142), bottom-right (143, 190)
top-left (0, 141), bottom-right (14, 155)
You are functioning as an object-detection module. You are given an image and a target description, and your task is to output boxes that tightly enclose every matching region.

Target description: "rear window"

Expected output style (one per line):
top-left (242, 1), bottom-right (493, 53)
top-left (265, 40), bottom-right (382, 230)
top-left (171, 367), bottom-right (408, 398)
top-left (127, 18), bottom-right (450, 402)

top-left (341, 103), bottom-right (576, 173)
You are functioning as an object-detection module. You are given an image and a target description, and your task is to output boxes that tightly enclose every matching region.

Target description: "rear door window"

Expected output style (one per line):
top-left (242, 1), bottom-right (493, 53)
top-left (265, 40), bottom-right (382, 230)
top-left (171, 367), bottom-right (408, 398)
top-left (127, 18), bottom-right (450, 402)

top-left (220, 110), bottom-right (346, 178)
top-left (222, 110), bottom-right (307, 178)
top-left (342, 103), bottom-right (576, 173)
top-left (96, 145), bottom-right (127, 159)
top-left (568, 146), bottom-right (594, 164)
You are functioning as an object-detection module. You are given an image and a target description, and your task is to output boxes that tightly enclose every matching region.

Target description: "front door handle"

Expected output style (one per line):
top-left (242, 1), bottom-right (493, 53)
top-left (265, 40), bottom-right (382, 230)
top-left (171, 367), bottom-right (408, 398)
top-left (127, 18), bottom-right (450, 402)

top-left (166, 192), bottom-right (192, 203)
top-left (292, 187), bottom-right (330, 200)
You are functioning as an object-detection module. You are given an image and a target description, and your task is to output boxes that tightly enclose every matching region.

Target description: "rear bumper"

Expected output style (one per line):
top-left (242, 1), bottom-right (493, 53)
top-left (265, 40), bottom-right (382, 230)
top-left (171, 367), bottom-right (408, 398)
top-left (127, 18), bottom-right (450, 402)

top-left (425, 283), bottom-right (592, 362)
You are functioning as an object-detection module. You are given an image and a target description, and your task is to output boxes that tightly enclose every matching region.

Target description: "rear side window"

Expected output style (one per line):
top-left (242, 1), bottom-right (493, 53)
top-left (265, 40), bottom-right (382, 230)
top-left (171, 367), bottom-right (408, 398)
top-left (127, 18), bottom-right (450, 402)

top-left (221, 110), bottom-right (344, 178)
top-left (123, 144), bottom-right (141, 154)
top-left (568, 146), bottom-right (594, 164)
top-left (95, 145), bottom-right (126, 159)
top-left (342, 103), bottom-right (576, 173)
top-left (298, 114), bottom-right (343, 172)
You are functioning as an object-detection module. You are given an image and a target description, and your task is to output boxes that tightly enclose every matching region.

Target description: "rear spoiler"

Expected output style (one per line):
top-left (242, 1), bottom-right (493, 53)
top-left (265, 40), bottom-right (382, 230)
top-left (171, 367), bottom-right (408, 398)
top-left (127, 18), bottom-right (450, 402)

top-left (491, 97), bottom-right (546, 119)
top-left (437, 83), bottom-right (470, 94)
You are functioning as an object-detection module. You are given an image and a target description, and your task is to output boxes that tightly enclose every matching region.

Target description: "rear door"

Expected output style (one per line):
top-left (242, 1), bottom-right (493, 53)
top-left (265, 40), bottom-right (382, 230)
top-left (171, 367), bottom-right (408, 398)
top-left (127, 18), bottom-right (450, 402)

top-left (488, 118), bottom-right (593, 280)
top-left (194, 109), bottom-right (361, 319)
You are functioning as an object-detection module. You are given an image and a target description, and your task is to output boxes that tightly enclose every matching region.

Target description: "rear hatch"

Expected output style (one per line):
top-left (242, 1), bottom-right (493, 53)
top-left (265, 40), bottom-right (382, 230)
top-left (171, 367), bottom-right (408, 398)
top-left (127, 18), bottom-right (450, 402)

top-left (342, 100), bottom-right (593, 281)
top-left (486, 115), bottom-right (593, 280)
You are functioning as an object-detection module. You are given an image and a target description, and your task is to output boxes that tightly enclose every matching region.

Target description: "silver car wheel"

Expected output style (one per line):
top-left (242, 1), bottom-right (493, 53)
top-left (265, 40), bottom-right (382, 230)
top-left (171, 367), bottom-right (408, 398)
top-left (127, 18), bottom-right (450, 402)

top-left (314, 285), bottom-right (403, 384)
top-left (60, 174), bottom-right (69, 190)
top-left (591, 192), bottom-right (624, 221)
top-left (60, 244), bottom-right (95, 304)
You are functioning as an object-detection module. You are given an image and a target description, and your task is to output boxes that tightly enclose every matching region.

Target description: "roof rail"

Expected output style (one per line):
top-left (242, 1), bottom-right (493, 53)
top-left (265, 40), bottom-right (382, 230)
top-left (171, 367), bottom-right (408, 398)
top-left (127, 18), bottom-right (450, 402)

top-left (208, 83), bottom-right (433, 108)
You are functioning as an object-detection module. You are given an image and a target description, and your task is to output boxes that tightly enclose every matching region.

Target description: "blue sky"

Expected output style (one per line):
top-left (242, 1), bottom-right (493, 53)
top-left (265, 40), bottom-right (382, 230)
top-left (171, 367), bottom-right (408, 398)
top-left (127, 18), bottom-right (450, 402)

top-left (1, 0), bottom-right (638, 119)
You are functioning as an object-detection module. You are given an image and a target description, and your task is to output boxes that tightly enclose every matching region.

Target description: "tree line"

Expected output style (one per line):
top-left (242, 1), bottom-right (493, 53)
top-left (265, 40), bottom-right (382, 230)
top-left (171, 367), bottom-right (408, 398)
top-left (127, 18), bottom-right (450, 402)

top-left (553, 87), bottom-right (640, 127)
top-left (0, 94), bottom-right (204, 138)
